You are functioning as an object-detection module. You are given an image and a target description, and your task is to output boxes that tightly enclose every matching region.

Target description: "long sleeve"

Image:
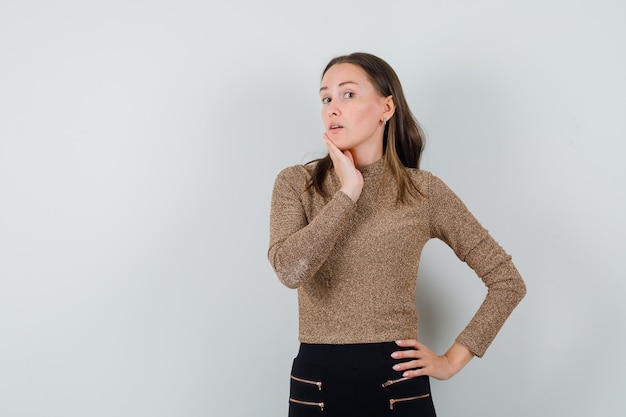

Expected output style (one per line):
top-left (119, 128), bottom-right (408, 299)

top-left (268, 165), bottom-right (356, 289)
top-left (428, 174), bottom-right (526, 357)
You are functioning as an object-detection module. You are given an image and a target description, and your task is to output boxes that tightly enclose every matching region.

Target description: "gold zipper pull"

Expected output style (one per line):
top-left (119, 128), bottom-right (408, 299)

top-left (291, 375), bottom-right (323, 391)
top-left (289, 398), bottom-right (325, 411)
top-left (389, 394), bottom-right (431, 410)
top-left (382, 376), bottom-right (410, 388)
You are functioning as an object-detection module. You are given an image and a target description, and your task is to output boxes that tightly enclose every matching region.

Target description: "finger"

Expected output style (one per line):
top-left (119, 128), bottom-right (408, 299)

top-left (323, 135), bottom-right (346, 163)
top-left (324, 140), bottom-right (343, 166)
top-left (391, 348), bottom-right (420, 360)
top-left (324, 134), bottom-right (352, 163)
top-left (322, 133), bottom-right (334, 150)
top-left (401, 367), bottom-right (426, 378)
top-left (323, 135), bottom-right (337, 154)
top-left (400, 340), bottom-right (432, 356)
top-left (392, 339), bottom-right (421, 359)
top-left (323, 133), bottom-right (340, 151)
top-left (392, 359), bottom-right (421, 372)
top-left (414, 341), bottom-right (428, 351)
top-left (395, 339), bottom-right (419, 348)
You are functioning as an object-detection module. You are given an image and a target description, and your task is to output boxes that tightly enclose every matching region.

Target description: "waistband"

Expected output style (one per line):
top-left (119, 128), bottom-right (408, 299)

top-left (297, 342), bottom-right (411, 367)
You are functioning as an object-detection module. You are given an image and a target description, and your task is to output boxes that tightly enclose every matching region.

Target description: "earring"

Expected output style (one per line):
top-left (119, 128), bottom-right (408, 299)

top-left (382, 118), bottom-right (387, 126)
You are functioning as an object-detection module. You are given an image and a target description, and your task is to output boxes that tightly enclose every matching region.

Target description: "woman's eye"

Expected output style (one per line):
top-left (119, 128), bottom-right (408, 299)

top-left (322, 97), bottom-right (331, 104)
top-left (343, 91), bottom-right (355, 99)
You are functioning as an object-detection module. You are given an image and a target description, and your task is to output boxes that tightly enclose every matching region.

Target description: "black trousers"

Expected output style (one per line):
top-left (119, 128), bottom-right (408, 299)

top-left (288, 342), bottom-right (436, 417)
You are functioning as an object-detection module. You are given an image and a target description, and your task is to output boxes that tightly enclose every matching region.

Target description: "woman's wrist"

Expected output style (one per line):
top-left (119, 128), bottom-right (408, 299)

top-left (443, 342), bottom-right (474, 377)
top-left (340, 185), bottom-right (362, 202)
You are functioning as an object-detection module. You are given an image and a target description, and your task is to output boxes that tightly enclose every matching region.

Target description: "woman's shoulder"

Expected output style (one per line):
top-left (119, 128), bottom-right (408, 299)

top-left (276, 161), bottom-right (315, 177)
top-left (406, 168), bottom-right (435, 189)
top-left (274, 162), bottom-right (316, 189)
top-left (405, 168), bottom-right (457, 199)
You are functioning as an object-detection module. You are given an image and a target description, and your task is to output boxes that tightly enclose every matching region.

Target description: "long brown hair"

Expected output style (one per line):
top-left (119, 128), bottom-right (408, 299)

top-left (308, 52), bottom-right (425, 203)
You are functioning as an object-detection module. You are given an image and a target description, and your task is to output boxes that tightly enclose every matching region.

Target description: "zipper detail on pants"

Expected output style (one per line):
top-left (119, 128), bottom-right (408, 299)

top-left (289, 397), bottom-right (325, 411)
top-left (291, 375), bottom-right (323, 391)
top-left (389, 393), bottom-right (431, 410)
top-left (381, 376), bottom-right (411, 388)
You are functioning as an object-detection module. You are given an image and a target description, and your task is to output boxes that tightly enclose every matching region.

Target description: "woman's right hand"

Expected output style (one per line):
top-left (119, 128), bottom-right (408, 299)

top-left (323, 133), bottom-right (363, 202)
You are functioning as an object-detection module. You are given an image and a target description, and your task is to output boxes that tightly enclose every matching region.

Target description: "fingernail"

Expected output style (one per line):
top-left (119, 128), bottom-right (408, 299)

top-left (402, 372), bottom-right (408, 377)
top-left (395, 340), bottom-right (402, 344)
top-left (393, 364), bottom-right (400, 370)
top-left (391, 352), bottom-right (398, 358)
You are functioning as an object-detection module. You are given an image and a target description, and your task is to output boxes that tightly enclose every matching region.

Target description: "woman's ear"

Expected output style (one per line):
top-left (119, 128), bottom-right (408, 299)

top-left (383, 95), bottom-right (396, 121)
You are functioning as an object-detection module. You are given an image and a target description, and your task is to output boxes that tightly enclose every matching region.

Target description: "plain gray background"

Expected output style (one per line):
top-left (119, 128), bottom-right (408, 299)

top-left (1, 1), bottom-right (624, 416)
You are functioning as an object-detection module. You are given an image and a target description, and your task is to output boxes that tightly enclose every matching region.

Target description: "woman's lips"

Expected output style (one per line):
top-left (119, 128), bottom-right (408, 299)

top-left (328, 124), bottom-right (344, 133)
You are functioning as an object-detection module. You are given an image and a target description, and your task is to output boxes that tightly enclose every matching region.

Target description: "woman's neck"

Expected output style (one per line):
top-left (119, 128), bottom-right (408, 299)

top-left (351, 146), bottom-right (383, 168)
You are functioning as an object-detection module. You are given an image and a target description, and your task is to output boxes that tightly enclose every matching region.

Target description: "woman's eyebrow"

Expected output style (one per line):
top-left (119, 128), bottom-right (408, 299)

top-left (319, 81), bottom-right (359, 93)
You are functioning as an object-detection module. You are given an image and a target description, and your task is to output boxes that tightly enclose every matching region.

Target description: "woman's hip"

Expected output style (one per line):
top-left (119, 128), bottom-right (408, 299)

top-left (288, 342), bottom-right (436, 417)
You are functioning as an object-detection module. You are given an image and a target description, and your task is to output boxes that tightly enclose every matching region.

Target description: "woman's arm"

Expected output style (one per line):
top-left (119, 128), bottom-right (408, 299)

top-left (268, 167), bottom-right (356, 288)
top-left (391, 174), bottom-right (526, 379)
top-left (427, 173), bottom-right (526, 358)
top-left (268, 136), bottom-right (365, 289)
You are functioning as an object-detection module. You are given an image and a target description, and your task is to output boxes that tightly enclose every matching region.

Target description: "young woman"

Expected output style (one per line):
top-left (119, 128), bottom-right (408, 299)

top-left (268, 52), bottom-right (526, 417)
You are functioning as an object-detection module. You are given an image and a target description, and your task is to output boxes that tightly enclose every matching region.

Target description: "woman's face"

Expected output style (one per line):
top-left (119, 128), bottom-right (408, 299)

top-left (320, 63), bottom-right (391, 160)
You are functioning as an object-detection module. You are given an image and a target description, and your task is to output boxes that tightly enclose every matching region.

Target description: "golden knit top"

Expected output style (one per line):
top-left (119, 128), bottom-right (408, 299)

top-left (268, 158), bottom-right (526, 357)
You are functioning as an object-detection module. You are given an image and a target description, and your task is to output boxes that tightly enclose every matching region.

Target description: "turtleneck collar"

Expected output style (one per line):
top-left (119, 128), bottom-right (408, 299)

top-left (358, 157), bottom-right (386, 178)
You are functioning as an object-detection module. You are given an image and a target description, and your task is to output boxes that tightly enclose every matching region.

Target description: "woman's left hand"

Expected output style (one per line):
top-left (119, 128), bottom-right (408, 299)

top-left (391, 340), bottom-right (473, 381)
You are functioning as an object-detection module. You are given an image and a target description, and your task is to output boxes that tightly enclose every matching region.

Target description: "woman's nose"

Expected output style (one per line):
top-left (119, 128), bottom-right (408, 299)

top-left (327, 102), bottom-right (341, 117)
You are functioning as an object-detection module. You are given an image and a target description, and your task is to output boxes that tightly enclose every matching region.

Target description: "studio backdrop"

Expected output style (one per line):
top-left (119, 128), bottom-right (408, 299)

top-left (1, 1), bottom-right (624, 416)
